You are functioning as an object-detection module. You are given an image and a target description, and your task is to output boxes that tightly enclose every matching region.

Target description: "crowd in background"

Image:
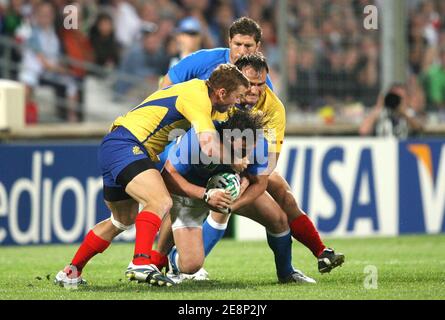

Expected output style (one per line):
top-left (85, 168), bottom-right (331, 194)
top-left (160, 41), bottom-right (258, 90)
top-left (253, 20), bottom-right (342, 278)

top-left (0, 0), bottom-right (444, 126)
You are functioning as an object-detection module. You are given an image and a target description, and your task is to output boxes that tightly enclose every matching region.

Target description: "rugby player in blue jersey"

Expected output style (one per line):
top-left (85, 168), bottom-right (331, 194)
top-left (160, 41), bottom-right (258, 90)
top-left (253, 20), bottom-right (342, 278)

top-left (160, 17), bottom-right (273, 90)
top-left (159, 19), bottom-right (344, 276)
top-left (155, 110), bottom-right (315, 284)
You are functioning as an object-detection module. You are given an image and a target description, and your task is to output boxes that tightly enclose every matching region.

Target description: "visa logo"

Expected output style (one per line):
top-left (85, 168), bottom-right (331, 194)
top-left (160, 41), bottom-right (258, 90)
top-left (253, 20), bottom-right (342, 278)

top-left (279, 139), bottom-right (398, 237)
top-left (401, 143), bottom-right (445, 233)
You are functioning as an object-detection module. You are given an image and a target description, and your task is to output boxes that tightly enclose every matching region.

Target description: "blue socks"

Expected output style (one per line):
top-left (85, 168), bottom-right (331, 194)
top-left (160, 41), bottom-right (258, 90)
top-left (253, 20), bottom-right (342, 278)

top-left (168, 215), bottom-right (228, 273)
top-left (266, 229), bottom-right (294, 279)
top-left (202, 214), bottom-right (228, 256)
top-left (168, 246), bottom-right (180, 273)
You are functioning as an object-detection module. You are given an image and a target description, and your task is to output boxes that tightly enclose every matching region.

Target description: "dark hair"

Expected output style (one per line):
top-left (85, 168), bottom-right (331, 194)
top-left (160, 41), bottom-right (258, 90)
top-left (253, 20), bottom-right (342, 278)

top-left (207, 63), bottom-right (249, 94)
top-left (90, 12), bottom-right (114, 37)
top-left (229, 17), bottom-right (262, 43)
top-left (217, 109), bottom-right (264, 141)
top-left (235, 52), bottom-right (269, 74)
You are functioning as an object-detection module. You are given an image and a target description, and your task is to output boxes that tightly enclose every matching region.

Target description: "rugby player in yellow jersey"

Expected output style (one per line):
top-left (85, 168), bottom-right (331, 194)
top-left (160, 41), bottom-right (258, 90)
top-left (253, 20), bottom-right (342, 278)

top-left (154, 54), bottom-right (344, 281)
top-left (54, 64), bottom-right (249, 287)
top-left (211, 54), bottom-right (344, 276)
top-left (214, 54), bottom-right (345, 275)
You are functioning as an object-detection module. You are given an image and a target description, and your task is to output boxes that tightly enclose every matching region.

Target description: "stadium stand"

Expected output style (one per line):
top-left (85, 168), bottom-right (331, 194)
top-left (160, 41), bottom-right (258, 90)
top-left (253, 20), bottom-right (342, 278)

top-left (0, 0), bottom-right (444, 134)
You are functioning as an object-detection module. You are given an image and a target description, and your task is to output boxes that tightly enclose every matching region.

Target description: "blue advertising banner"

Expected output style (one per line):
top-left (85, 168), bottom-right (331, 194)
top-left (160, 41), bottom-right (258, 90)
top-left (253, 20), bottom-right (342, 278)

top-left (0, 144), bottom-right (111, 245)
top-left (399, 140), bottom-right (445, 234)
top-left (1, 139), bottom-right (444, 245)
top-left (235, 137), bottom-right (445, 240)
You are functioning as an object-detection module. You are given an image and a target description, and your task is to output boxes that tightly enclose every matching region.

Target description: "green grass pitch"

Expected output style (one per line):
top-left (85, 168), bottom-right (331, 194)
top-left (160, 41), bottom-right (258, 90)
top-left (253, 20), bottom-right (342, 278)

top-left (0, 234), bottom-right (444, 300)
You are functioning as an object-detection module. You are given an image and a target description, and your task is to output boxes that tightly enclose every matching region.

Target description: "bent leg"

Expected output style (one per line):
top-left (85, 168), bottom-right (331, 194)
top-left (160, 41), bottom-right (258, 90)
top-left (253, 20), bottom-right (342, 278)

top-left (236, 192), bottom-right (296, 281)
top-left (172, 227), bottom-right (205, 274)
top-left (267, 171), bottom-right (326, 257)
top-left (167, 195), bottom-right (209, 275)
top-left (68, 198), bottom-right (139, 276)
top-left (151, 213), bottom-right (174, 270)
top-left (202, 211), bottom-right (230, 256)
top-left (125, 169), bottom-right (173, 265)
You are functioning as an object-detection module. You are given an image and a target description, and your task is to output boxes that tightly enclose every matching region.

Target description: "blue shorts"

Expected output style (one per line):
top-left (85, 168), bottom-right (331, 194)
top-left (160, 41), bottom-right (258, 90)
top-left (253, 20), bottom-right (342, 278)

top-left (98, 126), bottom-right (157, 201)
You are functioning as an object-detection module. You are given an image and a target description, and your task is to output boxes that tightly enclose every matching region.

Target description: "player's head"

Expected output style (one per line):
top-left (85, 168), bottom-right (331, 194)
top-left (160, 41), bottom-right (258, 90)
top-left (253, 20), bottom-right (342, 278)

top-left (217, 110), bottom-right (264, 162)
top-left (228, 17), bottom-right (262, 63)
top-left (207, 63), bottom-right (249, 113)
top-left (235, 53), bottom-right (269, 106)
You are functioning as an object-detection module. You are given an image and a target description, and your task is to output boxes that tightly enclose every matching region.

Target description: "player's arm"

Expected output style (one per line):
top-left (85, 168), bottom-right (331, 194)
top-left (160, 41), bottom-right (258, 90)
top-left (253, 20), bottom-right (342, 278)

top-left (159, 74), bottom-right (173, 89)
top-left (162, 160), bottom-right (232, 209)
top-left (160, 50), bottom-right (207, 88)
top-left (178, 100), bottom-right (244, 171)
top-left (162, 160), bottom-right (205, 199)
top-left (230, 173), bottom-right (268, 212)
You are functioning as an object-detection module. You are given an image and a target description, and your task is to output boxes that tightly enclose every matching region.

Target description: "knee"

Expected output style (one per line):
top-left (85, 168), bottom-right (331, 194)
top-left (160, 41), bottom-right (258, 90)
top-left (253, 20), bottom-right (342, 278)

top-left (115, 213), bottom-right (136, 226)
top-left (268, 211), bottom-right (290, 234)
top-left (160, 195), bottom-right (173, 214)
top-left (150, 194), bottom-right (173, 215)
top-left (210, 211), bottom-right (229, 224)
top-left (110, 214), bottom-right (134, 232)
top-left (282, 191), bottom-right (298, 209)
top-left (179, 255), bottom-right (204, 274)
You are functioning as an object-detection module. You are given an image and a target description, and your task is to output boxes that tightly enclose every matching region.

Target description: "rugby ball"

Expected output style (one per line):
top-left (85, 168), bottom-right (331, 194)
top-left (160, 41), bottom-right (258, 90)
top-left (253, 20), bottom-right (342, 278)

top-left (206, 172), bottom-right (241, 201)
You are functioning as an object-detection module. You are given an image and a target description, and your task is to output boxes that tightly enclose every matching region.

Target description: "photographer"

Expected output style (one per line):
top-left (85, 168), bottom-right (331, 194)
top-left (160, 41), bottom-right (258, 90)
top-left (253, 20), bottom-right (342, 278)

top-left (359, 83), bottom-right (425, 138)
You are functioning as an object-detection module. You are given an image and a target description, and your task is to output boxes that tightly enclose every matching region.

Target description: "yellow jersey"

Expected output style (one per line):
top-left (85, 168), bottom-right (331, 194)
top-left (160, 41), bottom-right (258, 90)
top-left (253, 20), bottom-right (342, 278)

top-left (112, 79), bottom-right (216, 161)
top-left (213, 86), bottom-right (286, 153)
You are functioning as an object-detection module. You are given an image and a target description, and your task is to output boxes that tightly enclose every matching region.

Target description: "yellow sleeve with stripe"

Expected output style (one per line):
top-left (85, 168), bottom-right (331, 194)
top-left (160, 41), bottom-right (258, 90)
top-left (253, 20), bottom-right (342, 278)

top-left (263, 91), bottom-right (286, 154)
top-left (175, 95), bottom-right (216, 134)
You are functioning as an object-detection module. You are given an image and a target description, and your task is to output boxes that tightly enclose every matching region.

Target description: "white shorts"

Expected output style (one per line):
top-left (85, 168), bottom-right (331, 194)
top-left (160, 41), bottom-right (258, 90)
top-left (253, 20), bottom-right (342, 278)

top-left (170, 194), bottom-right (209, 230)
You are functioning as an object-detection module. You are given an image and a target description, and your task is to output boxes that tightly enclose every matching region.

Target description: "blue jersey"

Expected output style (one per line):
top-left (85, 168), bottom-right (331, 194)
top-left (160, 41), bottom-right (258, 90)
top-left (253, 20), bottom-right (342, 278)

top-left (167, 48), bottom-right (274, 90)
top-left (157, 123), bottom-right (269, 187)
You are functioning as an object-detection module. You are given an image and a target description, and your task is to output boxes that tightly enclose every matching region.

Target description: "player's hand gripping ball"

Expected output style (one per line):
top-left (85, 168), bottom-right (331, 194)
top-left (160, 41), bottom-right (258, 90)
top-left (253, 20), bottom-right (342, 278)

top-left (206, 172), bottom-right (241, 201)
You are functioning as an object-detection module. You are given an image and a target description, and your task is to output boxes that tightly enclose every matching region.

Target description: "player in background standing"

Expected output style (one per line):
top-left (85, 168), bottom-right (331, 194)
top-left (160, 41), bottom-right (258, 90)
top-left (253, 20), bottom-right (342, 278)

top-left (54, 64), bottom-right (249, 287)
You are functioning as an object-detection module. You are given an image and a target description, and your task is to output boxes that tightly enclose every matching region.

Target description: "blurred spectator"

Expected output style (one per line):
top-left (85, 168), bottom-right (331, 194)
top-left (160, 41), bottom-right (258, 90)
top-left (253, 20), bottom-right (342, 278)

top-left (422, 48), bottom-right (445, 111)
top-left (114, 26), bottom-right (170, 99)
top-left (343, 45), bottom-right (361, 103)
top-left (260, 19), bottom-right (279, 72)
top-left (168, 16), bottom-right (203, 68)
top-left (359, 83), bottom-right (425, 138)
top-left (19, 1), bottom-right (80, 122)
top-left (208, 2), bottom-right (234, 47)
top-left (356, 36), bottom-right (379, 107)
top-left (1, 0), bottom-right (25, 79)
top-left (288, 45), bottom-right (319, 110)
top-left (112, 0), bottom-right (142, 49)
top-left (57, 2), bottom-right (94, 122)
top-left (319, 47), bottom-right (346, 105)
top-left (407, 74), bottom-right (427, 115)
top-left (2, 0), bottom-right (23, 36)
top-left (89, 12), bottom-right (120, 70)
top-left (408, 13), bottom-right (435, 75)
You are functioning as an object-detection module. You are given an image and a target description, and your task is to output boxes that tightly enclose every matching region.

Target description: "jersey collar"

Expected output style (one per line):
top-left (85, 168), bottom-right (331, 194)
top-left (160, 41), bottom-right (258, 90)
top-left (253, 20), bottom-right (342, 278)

top-left (225, 49), bottom-right (231, 63)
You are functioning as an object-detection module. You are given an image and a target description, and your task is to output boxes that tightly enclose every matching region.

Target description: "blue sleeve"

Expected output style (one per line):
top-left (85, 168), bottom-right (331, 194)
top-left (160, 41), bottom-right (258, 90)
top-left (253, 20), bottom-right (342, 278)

top-left (166, 127), bottom-right (201, 175)
top-left (246, 136), bottom-right (269, 175)
top-left (266, 74), bottom-right (274, 91)
top-left (167, 50), bottom-right (210, 84)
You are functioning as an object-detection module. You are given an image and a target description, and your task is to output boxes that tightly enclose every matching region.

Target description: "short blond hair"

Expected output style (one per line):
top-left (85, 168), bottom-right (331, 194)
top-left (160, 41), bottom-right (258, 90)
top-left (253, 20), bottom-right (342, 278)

top-left (207, 63), bottom-right (249, 94)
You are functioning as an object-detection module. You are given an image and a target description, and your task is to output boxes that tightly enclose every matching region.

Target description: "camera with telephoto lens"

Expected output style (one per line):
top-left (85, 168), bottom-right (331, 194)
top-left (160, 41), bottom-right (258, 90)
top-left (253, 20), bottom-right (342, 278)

top-left (384, 91), bottom-right (402, 110)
